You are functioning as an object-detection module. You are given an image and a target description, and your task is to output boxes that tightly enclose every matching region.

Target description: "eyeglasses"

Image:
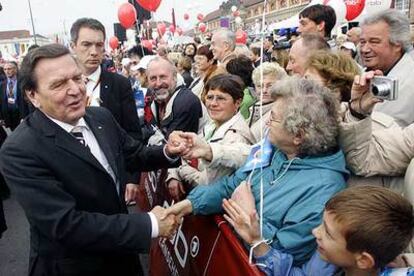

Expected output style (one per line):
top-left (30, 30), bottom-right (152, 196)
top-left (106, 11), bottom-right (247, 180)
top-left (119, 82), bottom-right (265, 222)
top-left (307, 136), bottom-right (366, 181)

top-left (268, 112), bottom-right (282, 124)
top-left (205, 94), bottom-right (232, 103)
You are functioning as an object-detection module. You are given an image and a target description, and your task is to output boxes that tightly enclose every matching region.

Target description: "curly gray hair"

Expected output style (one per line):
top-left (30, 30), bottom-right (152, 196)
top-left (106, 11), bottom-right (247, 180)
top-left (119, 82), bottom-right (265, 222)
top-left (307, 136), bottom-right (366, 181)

top-left (361, 9), bottom-right (412, 53)
top-left (270, 77), bottom-right (339, 156)
top-left (252, 62), bottom-right (287, 87)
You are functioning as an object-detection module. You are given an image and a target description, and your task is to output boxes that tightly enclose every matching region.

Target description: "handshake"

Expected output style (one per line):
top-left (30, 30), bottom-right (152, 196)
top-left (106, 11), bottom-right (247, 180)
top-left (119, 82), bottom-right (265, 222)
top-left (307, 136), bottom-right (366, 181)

top-left (150, 200), bottom-right (193, 239)
top-left (165, 131), bottom-right (213, 161)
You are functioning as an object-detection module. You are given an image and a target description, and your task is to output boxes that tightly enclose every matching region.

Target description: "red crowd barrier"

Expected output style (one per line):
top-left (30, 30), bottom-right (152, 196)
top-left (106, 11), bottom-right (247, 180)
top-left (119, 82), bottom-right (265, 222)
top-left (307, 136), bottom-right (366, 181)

top-left (137, 170), bottom-right (264, 276)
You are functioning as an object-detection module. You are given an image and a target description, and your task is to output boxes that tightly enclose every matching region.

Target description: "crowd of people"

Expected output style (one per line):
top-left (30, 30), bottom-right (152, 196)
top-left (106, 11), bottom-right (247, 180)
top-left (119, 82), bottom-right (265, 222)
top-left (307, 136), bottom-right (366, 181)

top-left (0, 3), bottom-right (414, 276)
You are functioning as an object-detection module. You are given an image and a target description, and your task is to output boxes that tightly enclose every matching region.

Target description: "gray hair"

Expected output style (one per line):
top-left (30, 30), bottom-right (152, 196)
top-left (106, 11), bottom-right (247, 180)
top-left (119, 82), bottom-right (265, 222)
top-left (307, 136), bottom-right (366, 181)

top-left (252, 62), bottom-right (287, 86)
top-left (214, 28), bottom-right (236, 51)
top-left (271, 77), bottom-right (339, 156)
top-left (361, 9), bottom-right (412, 53)
top-left (147, 56), bottom-right (177, 77)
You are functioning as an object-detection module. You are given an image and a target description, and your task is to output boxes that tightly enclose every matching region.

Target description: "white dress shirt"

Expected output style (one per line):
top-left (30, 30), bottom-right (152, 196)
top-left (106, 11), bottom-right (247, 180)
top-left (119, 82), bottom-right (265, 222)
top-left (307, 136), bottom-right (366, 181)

top-left (85, 66), bottom-right (102, 107)
top-left (47, 115), bottom-right (159, 238)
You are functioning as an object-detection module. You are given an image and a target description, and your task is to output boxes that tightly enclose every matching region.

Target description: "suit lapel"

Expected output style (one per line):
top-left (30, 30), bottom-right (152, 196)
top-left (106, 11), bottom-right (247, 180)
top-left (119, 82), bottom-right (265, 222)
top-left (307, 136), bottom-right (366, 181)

top-left (32, 110), bottom-right (109, 175)
top-left (84, 112), bottom-right (119, 179)
top-left (99, 71), bottom-right (111, 108)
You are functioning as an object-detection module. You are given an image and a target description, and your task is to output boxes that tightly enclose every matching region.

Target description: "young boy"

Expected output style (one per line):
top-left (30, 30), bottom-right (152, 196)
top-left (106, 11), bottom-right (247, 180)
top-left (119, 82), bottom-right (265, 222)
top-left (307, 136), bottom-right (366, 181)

top-left (223, 185), bottom-right (414, 275)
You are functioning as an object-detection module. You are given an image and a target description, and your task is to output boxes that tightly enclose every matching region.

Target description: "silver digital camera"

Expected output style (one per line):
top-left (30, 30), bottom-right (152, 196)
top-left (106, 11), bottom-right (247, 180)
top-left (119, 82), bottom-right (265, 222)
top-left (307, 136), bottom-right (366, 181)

top-left (370, 76), bottom-right (398, 101)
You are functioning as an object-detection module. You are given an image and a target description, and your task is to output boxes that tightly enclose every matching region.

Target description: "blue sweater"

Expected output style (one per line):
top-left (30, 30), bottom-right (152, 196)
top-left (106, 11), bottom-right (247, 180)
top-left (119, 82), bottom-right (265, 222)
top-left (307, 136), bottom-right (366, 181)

top-left (187, 146), bottom-right (348, 265)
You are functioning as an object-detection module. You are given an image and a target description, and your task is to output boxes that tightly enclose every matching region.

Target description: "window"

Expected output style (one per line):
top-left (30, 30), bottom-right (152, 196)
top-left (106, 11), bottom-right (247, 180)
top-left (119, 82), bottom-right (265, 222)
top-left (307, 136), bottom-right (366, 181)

top-left (395, 0), bottom-right (409, 15)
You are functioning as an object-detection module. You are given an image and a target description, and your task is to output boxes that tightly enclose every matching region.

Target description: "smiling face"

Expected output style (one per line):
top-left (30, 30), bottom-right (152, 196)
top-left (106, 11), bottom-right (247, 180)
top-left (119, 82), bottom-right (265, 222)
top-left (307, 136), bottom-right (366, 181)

top-left (254, 75), bottom-right (277, 104)
top-left (266, 99), bottom-right (299, 157)
top-left (71, 27), bottom-right (105, 75)
top-left (205, 89), bottom-right (240, 126)
top-left (27, 54), bottom-right (87, 125)
top-left (147, 59), bottom-right (177, 103)
top-left (312, 211), bottom-right (358, 268)
top-left (360, 21), bottom-right (403, 71)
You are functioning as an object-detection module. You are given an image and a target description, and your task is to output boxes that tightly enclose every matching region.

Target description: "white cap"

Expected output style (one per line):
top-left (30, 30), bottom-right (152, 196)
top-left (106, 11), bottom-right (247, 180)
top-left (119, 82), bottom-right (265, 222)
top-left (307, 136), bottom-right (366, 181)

top-left (121, 58), bottom-right (131, 67)
top-left (340, 42), bottom-right (356, 52)
top-left (131, 55), bottom-right (157, 71)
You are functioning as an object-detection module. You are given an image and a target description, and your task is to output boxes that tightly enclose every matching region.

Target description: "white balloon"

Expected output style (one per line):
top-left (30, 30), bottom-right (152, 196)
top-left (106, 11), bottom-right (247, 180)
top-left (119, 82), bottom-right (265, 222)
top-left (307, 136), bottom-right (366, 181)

top-left (231, 5), bottom-right (237, 12)
top-left (152, 31), bottom-right (159, 39)
top-left (235, 16), bottom-right (243, 24)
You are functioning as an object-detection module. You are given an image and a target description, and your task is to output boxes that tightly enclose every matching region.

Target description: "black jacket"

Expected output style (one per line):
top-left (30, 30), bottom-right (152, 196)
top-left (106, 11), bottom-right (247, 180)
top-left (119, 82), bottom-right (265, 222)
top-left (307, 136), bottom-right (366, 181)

top-left (0, 107), bottom-right (174, 276)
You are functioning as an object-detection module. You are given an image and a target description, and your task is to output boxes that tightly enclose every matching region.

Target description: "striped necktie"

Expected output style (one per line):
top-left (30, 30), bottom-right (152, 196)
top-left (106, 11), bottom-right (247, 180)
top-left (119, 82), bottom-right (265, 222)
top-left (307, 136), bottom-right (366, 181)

top-left (71, 126), bottom-right (88, 148)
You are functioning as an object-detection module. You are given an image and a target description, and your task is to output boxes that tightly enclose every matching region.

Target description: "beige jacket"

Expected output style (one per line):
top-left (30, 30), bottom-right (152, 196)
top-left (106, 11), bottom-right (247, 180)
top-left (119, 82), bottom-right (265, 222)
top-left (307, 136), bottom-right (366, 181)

top-left (339, 111), bottom-right (414, 202)
top-left (168, 113), bottom-right (254, 186)
top-left (248, 102), bottom-right (273, 143)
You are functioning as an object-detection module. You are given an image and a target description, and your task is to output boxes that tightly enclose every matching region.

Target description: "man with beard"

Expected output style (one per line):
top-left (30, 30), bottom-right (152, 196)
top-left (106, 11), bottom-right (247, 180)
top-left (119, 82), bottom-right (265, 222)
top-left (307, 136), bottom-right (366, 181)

top-left (145, 57), bottom-right (202, 143)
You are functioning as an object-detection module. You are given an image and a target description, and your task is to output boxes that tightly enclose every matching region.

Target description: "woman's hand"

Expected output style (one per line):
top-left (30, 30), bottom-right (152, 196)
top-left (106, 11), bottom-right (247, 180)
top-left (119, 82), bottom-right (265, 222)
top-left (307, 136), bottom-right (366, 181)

top-left (223, 198), bottom-right (261, 245)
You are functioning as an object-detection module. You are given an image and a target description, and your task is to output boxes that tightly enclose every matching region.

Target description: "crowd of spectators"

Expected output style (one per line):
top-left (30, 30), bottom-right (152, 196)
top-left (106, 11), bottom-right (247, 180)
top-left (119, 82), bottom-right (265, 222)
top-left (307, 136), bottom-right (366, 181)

top-left (1, 5), bottom-right (414, 276)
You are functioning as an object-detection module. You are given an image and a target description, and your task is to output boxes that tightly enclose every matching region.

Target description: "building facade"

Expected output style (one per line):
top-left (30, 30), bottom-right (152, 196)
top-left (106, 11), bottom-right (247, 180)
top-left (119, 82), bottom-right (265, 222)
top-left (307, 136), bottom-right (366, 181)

top-left (0, 30), bottom-right (51, 59)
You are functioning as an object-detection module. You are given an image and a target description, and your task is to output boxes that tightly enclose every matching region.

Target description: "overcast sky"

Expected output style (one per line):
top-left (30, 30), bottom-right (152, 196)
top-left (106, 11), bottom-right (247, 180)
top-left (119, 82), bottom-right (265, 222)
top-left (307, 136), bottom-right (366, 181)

top-left (0, 0), bottom-right (224, 37)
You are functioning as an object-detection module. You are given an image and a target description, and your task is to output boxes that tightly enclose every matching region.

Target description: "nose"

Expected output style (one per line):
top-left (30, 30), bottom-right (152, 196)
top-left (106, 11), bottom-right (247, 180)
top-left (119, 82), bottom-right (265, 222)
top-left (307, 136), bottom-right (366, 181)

top-left (89, 45), bottom-right (99, 56)
top-left (286, 61), bottom-right (293, 72)
top-left (312, 225), bottom-right (321, 239)
top-left (360, 43), bottom-right (370, 54)
top-left (67, 79), bottom-right (83, 95)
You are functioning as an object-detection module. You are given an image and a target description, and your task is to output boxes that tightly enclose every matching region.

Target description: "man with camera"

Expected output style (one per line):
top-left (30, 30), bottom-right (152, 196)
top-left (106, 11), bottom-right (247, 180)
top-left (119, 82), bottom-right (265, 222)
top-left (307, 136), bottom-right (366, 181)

top-left (340, 69), bottom-right (414, 210)
top-left (359, 9), bottom-right (414, 126)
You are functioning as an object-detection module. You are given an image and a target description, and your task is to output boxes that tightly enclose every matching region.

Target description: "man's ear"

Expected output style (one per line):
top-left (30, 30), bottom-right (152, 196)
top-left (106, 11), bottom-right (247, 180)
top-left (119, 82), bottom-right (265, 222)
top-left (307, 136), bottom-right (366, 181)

top-left (317, 21), bottom-right (326, 34)
top-left (355, 252), bottom-right (376, 270)
top-left (26, 90), bottom-right (40, 108)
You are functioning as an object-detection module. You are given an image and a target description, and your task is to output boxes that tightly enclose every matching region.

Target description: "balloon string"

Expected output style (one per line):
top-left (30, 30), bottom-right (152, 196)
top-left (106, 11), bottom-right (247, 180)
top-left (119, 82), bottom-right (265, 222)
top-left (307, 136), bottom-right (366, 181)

top-left (258, 0), bottom-right (268, 246)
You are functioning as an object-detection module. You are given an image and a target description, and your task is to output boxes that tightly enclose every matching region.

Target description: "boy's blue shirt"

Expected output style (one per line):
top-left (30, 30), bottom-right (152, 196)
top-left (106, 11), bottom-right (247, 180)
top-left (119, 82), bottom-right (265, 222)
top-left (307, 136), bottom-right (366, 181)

top-left (255, 249), bottom-right (414, 276)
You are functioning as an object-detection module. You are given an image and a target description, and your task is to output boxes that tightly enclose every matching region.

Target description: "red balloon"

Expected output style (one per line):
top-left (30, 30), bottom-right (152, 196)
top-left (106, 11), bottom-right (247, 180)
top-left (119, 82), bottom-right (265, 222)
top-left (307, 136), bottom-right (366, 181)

top-left (136, 0), bottom-right (161, 12)
top-left (232, 10), bottom-right (240, 17)
top-left (235, 30), bottom-right (247, 44)
top-left (109, 36), bottom-right (119, 50)
top-left (197, 13), bottom-right (204, 21)
top-left (176, 27), bottom-right (183, 36)
top-left (345, 0), bottom-right (365, 21)
top-left (141, 40), bottom-right (152, 50)
top-left (169, 25), bottom-right (175, 33)
top-left (198, 23), bottom-right (207, 33)
top-left (157, 22), bottom-right (166, 36)
top-left (118, 3), bottom-right (137, 29)
top-left (184, 13), bottom-right (189, 20)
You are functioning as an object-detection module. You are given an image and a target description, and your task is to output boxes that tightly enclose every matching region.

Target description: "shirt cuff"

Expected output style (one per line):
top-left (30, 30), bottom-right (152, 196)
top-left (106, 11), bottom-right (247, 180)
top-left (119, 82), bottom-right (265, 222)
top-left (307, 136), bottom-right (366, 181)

top-left (148, 212), bottom-right (159, 238)
top-left (163, 145), bottom-right (180, 163)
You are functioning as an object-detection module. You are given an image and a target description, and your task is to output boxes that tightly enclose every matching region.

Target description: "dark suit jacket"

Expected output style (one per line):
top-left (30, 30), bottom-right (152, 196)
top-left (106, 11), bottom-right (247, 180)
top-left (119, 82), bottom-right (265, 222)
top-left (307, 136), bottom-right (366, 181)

top-left (0, 107), bottom-right (174, 276)
top-left (99, 70), bottom-right (142, 141)
top-left (0, 78), bottom-right (29, 129)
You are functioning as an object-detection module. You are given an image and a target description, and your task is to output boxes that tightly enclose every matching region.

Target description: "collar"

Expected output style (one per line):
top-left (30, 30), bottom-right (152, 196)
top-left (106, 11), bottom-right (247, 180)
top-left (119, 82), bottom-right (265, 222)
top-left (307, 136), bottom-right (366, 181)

top-left (45, 113), bottom-right (89, 133)
top-left (382, 54), bottom-right (404, 76)
top-left (86, 66), bottom-right (101, 83)
top-left (7, 77), bottom-right (16, 83)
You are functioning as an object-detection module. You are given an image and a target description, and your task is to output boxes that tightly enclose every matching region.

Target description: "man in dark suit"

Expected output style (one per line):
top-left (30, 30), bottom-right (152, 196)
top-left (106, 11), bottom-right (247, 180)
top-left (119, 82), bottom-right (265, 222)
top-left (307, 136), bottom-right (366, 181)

top-left (70, 18), bottom-right (142, 203)
top-left (0, 44), bottom-right (183, 276)
top-left (0, 61), bottom-right (29, 130)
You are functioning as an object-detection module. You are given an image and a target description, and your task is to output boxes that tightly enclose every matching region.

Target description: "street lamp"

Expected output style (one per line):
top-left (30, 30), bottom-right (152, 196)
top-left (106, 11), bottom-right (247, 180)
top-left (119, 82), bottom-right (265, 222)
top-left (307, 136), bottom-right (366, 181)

top-left (27, 0), bottom-right (37, 44)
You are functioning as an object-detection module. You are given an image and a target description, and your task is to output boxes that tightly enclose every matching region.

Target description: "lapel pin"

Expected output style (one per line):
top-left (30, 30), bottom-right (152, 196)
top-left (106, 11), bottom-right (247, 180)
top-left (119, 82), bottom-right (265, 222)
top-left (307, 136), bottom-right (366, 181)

top-left (104, 85), bottom-right (108, 89)
top-left (98, 126), bottom-right (102, 129)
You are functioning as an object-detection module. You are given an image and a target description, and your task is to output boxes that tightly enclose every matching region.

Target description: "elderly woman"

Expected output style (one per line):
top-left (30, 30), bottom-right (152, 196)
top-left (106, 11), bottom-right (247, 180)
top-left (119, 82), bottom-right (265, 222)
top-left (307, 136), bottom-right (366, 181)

top-left (166, 74), bottom-right (254, 199)
top-left (191, 45), bottom-right (226, 99)
top-left (166, 77), bottom-right (348, 265)
top-left (249, 62), bottom-right (287, 142)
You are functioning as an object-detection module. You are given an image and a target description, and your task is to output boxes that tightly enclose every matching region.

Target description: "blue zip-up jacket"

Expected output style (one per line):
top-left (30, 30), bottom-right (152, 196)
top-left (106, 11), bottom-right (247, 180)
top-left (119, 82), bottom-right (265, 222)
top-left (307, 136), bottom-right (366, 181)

top-left (187, 146), bottom-right (349, 265)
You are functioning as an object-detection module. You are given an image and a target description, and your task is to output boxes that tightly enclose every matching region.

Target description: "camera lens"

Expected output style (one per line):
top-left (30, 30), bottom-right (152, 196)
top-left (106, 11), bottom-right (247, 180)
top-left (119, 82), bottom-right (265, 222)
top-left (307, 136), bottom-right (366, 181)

top-left (372, 83), bottom-right (390, 97)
